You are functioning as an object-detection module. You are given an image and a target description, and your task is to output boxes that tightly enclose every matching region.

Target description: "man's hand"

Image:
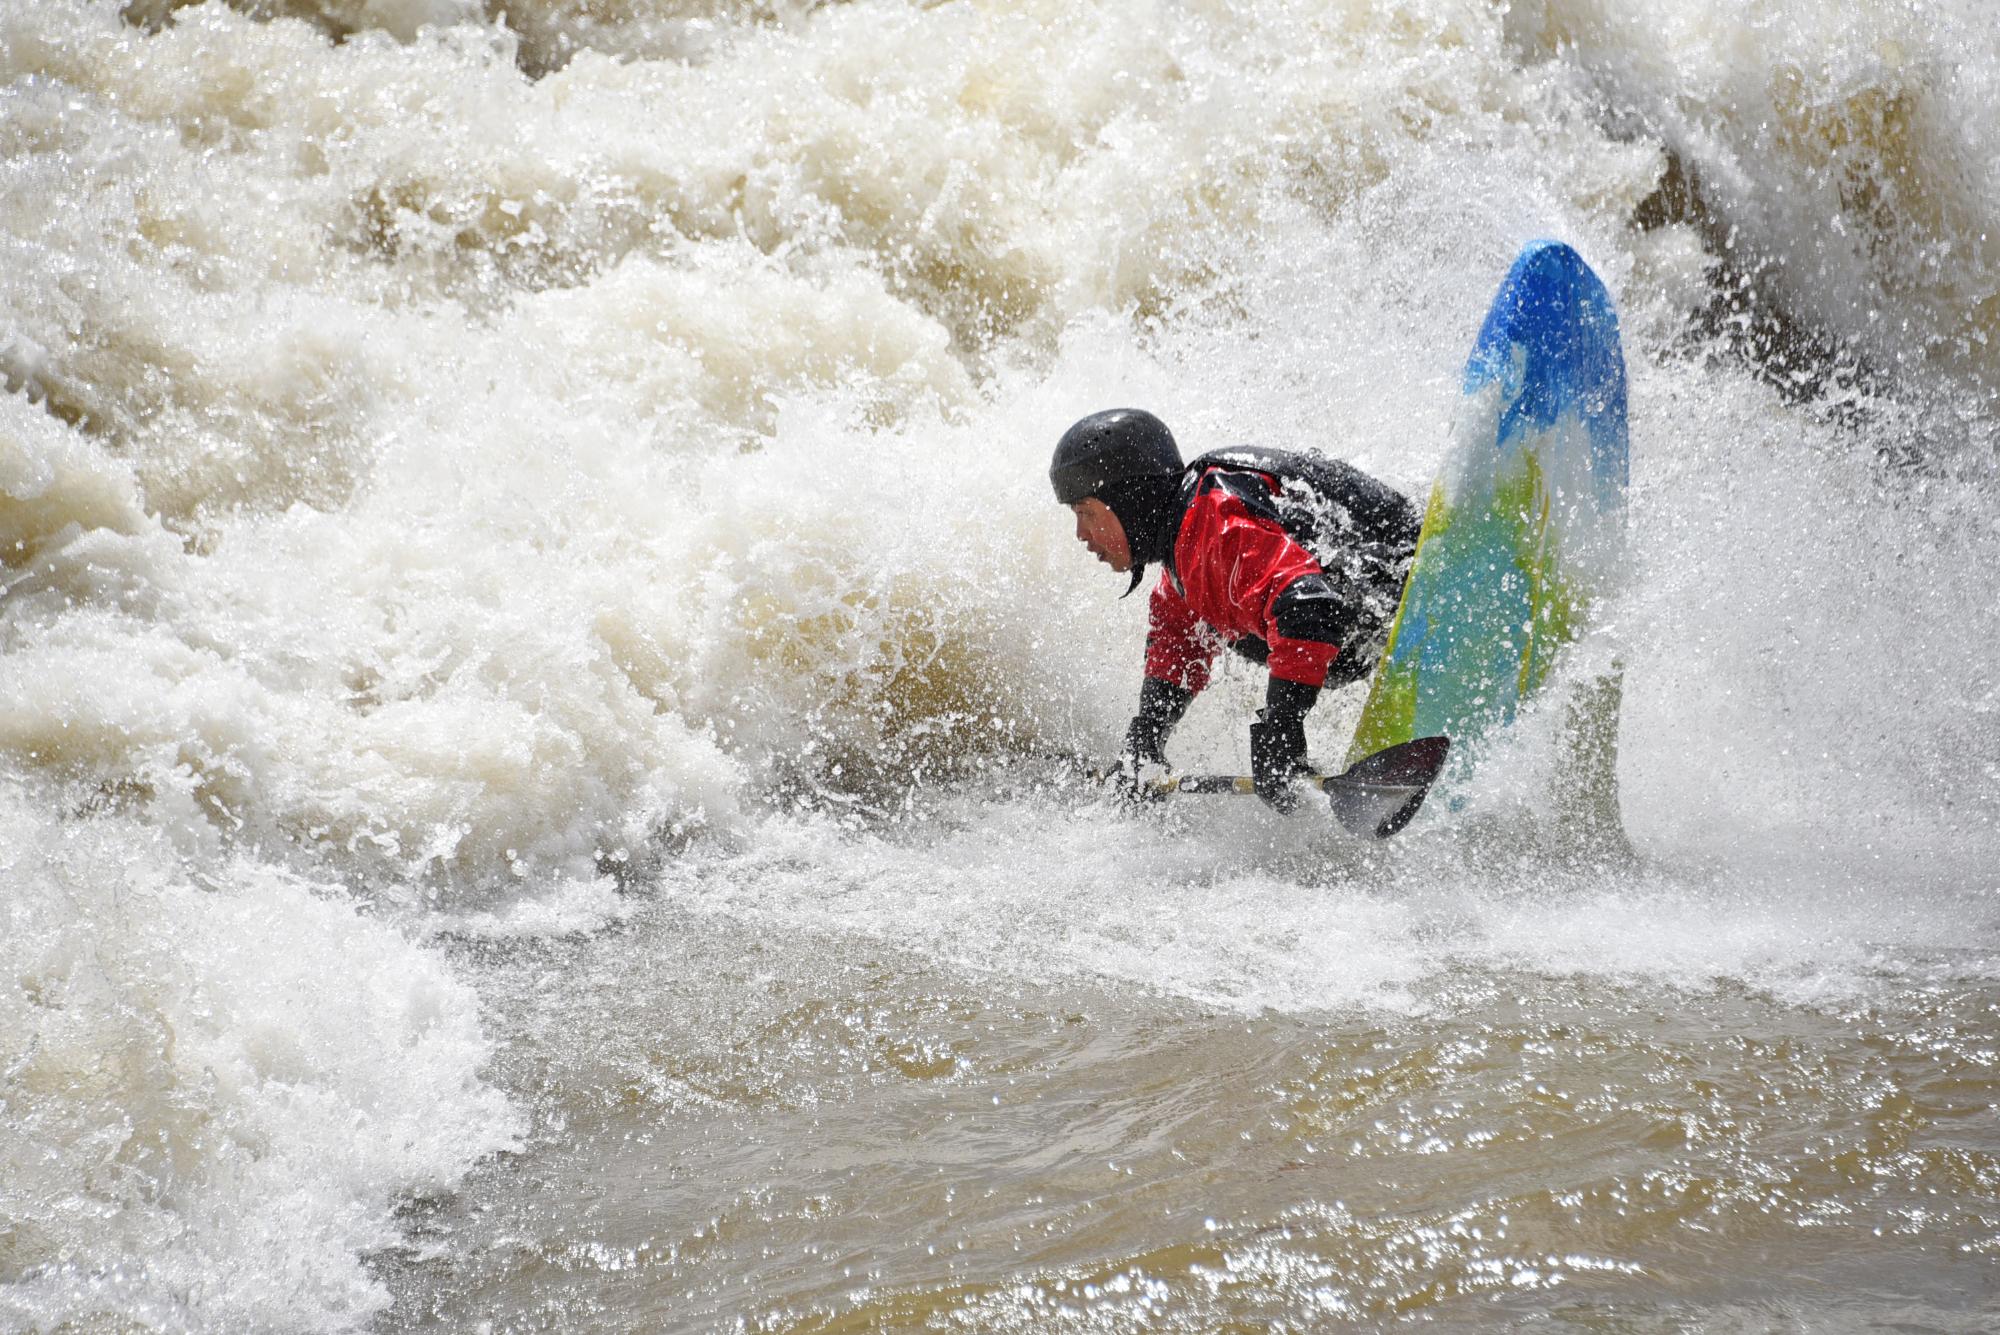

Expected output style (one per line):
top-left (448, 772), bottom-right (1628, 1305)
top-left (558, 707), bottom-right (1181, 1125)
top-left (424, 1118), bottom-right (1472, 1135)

top-left (1250, 677), bottom-right (1320, 812)
top-left (1113, 752), bottom-right (1171, 803)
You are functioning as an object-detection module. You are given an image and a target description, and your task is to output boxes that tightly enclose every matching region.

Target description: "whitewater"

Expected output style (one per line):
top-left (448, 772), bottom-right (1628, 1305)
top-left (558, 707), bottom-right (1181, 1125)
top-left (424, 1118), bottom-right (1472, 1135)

top-left (2, 0), bottom-right (1997, 1329)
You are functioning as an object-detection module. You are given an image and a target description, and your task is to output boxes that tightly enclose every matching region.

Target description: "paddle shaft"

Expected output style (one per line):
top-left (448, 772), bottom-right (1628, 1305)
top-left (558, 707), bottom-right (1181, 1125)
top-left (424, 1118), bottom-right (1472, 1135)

top-left (1154, 773), bottom-right (1329, 796)
top-left (1148, 772), bottom-right (1427, 798)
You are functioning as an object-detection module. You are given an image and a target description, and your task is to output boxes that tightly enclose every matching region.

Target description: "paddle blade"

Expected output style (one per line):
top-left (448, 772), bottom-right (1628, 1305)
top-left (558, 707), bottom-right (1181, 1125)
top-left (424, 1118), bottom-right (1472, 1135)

top-left (1320, 735), bottom-right (1450, 839)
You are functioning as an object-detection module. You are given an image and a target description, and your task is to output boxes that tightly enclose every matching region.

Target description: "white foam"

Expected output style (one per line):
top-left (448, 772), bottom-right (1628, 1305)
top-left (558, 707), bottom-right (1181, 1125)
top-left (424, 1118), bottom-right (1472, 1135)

top-left (0, 779), bottom-right (522, 1330)
top-left (1505, 0), bottom-right (2000, 399)
top-left (663, 795), bottom-right (1437, 1016)
top-left (4, 0), bottom-right (1999, 1326)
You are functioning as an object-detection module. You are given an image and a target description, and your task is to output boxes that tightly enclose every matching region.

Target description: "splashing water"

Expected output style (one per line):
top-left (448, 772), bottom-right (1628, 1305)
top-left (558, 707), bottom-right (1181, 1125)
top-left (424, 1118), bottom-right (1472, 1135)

top-left (3, 0), bottom-right (1998, 1329)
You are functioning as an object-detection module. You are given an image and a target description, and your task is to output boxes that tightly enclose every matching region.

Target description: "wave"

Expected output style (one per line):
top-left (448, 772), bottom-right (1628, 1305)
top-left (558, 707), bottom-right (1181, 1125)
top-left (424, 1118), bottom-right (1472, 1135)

top-left (4, 0), bottom-right (1998, 1326)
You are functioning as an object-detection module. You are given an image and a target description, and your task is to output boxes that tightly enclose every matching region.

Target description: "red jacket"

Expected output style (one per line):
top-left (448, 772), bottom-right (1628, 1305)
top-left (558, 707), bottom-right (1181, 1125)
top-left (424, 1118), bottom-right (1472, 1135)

top-left (1144, 467), bottom-right (1340, 692)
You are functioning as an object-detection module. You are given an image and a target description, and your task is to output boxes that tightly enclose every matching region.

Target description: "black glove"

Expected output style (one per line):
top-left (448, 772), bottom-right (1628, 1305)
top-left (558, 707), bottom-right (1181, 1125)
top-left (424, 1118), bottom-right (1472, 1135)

top-left (1249, 676), bottom-right (1319, 812)
top-left (1118, 676), bottom-right (1193, 801)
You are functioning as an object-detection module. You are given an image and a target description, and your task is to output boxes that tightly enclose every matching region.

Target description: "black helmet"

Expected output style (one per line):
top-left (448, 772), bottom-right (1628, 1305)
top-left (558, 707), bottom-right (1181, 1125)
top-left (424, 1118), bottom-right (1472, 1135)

top-left (1049, 409), bottom-right (1182, 505)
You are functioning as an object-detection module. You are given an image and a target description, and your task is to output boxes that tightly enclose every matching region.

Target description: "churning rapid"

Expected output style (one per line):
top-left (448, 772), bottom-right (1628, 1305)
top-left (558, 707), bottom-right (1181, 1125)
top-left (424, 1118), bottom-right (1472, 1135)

top-left (3, 1), bottom-right (1998, 1329)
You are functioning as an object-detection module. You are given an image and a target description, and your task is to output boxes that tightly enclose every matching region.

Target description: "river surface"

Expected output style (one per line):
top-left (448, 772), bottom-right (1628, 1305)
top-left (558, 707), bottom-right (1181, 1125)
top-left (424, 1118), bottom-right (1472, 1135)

top-left (3, 1), bottom-right (1998, 1331)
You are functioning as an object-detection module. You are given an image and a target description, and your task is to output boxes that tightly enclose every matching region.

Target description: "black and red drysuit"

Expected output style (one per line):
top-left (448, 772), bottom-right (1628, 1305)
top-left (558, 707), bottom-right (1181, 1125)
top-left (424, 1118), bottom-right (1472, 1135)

top-left (1111, 446), bottom-right (1420, 803)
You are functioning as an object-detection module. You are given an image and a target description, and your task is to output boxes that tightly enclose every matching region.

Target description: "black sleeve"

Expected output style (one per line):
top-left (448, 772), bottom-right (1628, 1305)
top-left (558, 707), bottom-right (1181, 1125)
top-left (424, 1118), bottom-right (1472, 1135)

top-left (1262, 674), bottom-right (1321, 729)
top-left (1269, 572), bottom-right (1360, 650)
top-left (1124, 676), bottom-right (1195, 764)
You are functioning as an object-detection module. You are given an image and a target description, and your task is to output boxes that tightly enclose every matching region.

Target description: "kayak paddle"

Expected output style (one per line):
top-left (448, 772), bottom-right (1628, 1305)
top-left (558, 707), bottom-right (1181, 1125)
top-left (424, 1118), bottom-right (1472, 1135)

top-left (1140, 735), bottom-right (1450, 838)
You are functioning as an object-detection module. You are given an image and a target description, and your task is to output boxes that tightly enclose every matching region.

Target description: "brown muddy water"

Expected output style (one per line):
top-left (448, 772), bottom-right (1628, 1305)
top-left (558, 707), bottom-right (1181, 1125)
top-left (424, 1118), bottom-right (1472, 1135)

top-left (7, 2), bottom-right (2000, 1331)
top-left (375, 815), bottom-right (2000, 1332)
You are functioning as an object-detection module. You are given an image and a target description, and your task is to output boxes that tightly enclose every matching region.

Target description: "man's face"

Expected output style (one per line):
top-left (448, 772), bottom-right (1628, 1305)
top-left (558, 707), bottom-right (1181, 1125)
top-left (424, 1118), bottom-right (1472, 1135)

top-left (1069, 498), bottom-right (1131, 573)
